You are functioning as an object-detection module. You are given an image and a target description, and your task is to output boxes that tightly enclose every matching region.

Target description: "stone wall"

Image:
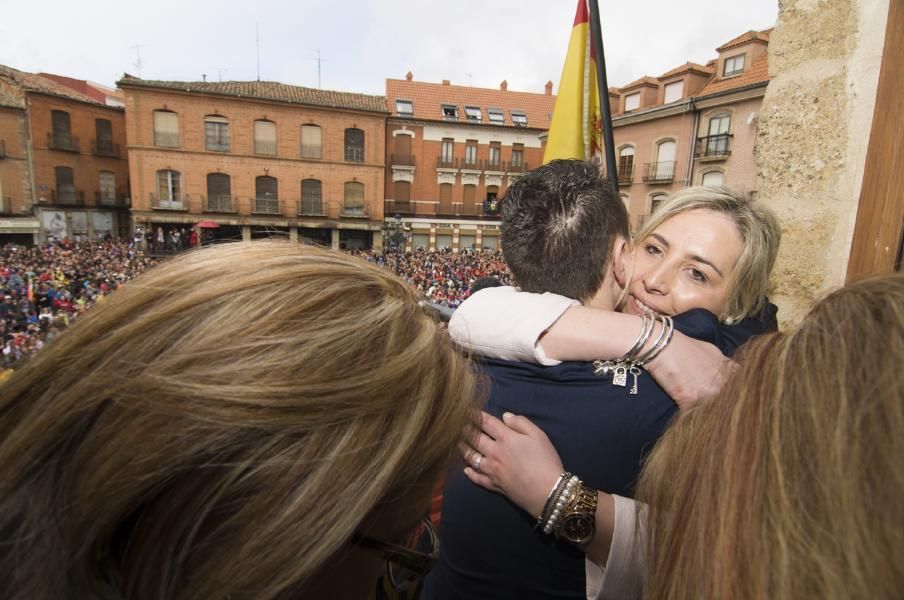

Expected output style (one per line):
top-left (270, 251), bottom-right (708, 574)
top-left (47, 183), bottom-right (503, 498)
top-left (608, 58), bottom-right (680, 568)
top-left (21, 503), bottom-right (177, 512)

top-left (755, 0), bottom-right (889, 325)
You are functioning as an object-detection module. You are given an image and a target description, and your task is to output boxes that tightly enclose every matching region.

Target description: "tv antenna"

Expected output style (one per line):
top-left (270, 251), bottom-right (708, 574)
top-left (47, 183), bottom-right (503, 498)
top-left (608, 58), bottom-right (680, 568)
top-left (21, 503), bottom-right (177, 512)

top-left (129, 44), bottom-right (145, 77)
top-left (311, 50), bottom-right (325, 88)
top-left (256, 22), bottom-right (261, 81)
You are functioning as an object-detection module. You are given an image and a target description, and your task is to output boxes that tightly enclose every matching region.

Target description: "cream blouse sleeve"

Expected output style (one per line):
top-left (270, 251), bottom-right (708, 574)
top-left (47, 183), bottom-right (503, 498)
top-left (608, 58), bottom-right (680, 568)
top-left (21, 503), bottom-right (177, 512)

top-left (586, 495), bottom-right (646, 600)
top-left (448, 286), bottom-right (579, 365)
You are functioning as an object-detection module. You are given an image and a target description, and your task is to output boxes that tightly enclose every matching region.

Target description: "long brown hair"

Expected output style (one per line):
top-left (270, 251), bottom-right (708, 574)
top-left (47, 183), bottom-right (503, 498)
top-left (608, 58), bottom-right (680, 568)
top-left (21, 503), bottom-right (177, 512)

top-left (0, 241), bottom-right (477, 599)
top-left (638, 273), bottom-right (904, 599)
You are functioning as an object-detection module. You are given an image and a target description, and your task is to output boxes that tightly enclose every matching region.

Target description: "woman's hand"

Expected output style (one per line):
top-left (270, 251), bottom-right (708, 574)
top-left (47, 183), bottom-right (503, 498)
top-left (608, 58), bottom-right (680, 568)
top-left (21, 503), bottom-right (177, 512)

top-left (646, 331), bottom-right (735, 410)
top-left (461, 411), bottom-right (564, 519)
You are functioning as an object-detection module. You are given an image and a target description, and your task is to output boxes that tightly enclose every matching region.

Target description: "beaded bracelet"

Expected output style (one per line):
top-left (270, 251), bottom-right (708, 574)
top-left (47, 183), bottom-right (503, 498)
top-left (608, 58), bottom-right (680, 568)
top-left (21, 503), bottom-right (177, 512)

top-left (543, 475), bottom-right (579, 535)
top-left (536, 472), bottom-right (567, 527)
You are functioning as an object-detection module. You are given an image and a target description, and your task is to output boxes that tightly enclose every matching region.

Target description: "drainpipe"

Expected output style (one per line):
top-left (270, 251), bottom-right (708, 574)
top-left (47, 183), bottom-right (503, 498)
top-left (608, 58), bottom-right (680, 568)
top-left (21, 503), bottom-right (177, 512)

top-left (685, 99), bottom-right (699, 187)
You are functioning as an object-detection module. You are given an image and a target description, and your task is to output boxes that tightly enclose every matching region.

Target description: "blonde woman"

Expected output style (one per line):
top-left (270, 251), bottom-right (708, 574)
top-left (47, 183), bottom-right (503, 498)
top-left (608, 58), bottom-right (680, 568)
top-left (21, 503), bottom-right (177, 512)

top-left (0, 242), bottom-right (476, 600)
top-left (466, 273), bottom-right (904, 599)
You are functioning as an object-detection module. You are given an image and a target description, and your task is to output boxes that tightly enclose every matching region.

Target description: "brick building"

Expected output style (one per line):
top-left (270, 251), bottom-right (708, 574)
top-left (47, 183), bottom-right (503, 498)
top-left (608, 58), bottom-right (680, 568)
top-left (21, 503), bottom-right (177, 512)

top-left (117, 76), bottom-right (388, 250)
top-left (606, 30), bottom-right (771, 229)
top-left (383, 74), bottom-right (555, 252)
top-left (0, 65), bottom-right (130, 244)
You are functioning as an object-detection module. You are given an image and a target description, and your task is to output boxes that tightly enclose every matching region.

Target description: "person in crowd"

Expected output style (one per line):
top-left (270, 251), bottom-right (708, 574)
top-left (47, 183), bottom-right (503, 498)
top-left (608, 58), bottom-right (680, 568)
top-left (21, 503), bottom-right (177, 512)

top-left (464, 272), bottom-right (904, 600)
top-left (425, 162), bottom-right (781, 599)
top-left (0, 241), bottom-right (477, 600)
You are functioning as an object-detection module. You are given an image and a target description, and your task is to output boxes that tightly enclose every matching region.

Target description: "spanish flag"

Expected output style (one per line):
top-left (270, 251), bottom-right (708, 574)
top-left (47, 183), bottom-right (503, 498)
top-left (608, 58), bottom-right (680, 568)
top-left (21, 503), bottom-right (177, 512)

top-left (543, 0), bottom-right (604, 167)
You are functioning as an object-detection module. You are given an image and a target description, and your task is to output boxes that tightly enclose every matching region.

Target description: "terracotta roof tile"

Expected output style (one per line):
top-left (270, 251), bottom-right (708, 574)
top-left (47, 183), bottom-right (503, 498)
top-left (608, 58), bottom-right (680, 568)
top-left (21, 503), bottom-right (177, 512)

top-left (0, 64), bottom-right (106, 108)
top-left (697, 53), bottom-right (769, 96)
top-left (619, 76), bottom-right (659, 90)
top-left (386, 78), bottom-right (555, 129)
top-left (717, 29), bottom-right (770, 52)
top-left (658, 62), bottom-right (714, 80)
top-left (116, 75), bottom-right (388, 114)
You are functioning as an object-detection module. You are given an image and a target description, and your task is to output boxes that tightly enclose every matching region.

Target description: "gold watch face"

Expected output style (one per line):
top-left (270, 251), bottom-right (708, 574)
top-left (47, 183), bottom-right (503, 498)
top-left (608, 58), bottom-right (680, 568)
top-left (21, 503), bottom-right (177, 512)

top-left (561, 513), bottom-right (594, 544)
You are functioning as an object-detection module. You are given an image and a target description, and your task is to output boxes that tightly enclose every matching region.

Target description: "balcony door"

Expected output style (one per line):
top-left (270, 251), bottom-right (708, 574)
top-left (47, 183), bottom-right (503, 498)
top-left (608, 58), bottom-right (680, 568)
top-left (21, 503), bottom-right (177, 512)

top-left (707, 115), bottom-right (731, 155)
top-left (656, 141), bottom-right (676, 179)
top-left (55, 166), bottom-right (75, 203)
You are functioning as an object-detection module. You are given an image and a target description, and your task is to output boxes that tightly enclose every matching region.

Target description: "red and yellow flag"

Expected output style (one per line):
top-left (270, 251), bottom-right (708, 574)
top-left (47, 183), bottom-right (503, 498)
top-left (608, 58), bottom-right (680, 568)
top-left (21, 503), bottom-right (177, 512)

top-left (543, 0), bottom-right (604, 168)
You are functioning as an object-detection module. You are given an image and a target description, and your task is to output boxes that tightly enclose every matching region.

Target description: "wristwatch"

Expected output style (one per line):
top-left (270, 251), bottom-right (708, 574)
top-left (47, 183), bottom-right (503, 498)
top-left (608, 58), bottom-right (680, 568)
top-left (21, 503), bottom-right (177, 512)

top-left (556, 483), bottom-right (598, 544)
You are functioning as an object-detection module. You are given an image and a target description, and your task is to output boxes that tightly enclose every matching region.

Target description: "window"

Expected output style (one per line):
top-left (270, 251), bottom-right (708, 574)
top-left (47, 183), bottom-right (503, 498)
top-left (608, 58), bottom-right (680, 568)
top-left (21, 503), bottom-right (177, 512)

top-left (205, 115), bottom-right (230, 152)
top-left (95, 119), bottom-right (113, 154)
top-left (98, 171), bottom-right (115, 202)
top-left (439, 183), bottom-right (453, 213)
top-left (442, 105), bottom-right (459, 120)
top-left (485, 185), bottom-right (500, 215)
top-left (511, 143), bottom-right (524, 169)
top-left (487, 108), bottom-right (505, 124)
top-left (255, 176), bottom-right (279, 213)
top-left (618, 146), bottom-right (635, 181)
top-left (343, 181), bottom-right (365, 215)
top-left (153, 110), bottom-right (179, 147)
top-left (663, 81), bottom-right (683, 103)
top-left (650, 193), bottom-right (668, 214)
top-left (624, 93), bottom-right (641, 111)
top-left (396, 100), bottom-right (413, 116)
top-left (655, 140), bottom-right (677, 180)
top-left (393, 180), bottom-right (411, 204)
top-left (702, 171), bottom-right (724, 187)
top-left (301, 179), bottom-right (323, 214)
top-left (254, 120), bottom-right (277, 155)
top-left (462, 184), bottom-right (476, 212)
top-left (55, 166), bottom-right (75, 203)
top-left (488, 142), bottom-right (501, 169)
top-left (344, 128), bottom-right (365, 162)
top-left (301, 124), bottom-right (322, 159)
top-left (723, 54), bottom-right (745, 76)
top-left (464, 140), bottom-right (477, 166)
top-left (705, 114), bottom-right (732, 156)
top-left (207, 173), bottom-right (231, 211)
top-left (156, 170), bottom-right (181, 206)
top-left (52, 110), bottom-right (71, 142)
top-left (441, 138), bottom-right (454, 166)
top-left (464, 106), bottom-right (482, 122)
top-left (510, 111), bottom-right (528, 126)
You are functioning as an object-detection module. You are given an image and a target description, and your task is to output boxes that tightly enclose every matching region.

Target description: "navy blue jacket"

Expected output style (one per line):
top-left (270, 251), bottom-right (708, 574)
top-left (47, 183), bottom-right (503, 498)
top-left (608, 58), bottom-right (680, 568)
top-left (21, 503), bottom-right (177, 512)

top-left (422, 304), bottom-right (777, 600)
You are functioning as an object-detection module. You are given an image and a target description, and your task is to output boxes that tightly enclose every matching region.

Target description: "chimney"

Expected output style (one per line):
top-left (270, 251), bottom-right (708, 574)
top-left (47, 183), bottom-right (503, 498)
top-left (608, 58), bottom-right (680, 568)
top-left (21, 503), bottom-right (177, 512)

top-left (545, 80), bottom-right (553, 95)
top-left (406, 71), bottom-right (413, 82)
top-left (500, 80), bottom-right (508, 91)
top-left (442, 79), bottom-right (451, 86)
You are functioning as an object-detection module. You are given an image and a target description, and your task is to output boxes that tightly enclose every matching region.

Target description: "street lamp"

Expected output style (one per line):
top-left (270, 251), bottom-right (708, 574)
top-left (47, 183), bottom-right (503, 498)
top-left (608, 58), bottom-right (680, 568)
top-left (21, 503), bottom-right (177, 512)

top-left (382, 213), bottom-right (408, 253)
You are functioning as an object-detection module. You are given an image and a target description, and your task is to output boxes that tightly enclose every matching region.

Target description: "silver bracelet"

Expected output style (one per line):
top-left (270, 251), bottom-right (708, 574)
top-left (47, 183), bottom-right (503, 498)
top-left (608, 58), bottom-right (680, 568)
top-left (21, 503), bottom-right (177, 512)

top-left (594, 311), bottom-right (654, 376)
top-left (636, 315), bottom-right (674, 366)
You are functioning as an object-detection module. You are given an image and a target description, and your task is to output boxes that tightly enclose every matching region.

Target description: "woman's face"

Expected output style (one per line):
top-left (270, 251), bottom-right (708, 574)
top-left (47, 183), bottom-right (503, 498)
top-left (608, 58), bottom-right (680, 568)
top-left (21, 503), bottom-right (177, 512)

top-left (624, 209), bottom-right (742, 318)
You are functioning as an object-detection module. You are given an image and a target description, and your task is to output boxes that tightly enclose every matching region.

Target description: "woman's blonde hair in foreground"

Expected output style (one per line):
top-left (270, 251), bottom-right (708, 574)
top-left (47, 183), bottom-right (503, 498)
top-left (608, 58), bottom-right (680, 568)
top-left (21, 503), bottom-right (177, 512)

top-left (638, 273), bottom-right (904, 600)
top-left (0, 241), bottom-right (477, 600)
top-left (635, 186), bottom-right (781, 323)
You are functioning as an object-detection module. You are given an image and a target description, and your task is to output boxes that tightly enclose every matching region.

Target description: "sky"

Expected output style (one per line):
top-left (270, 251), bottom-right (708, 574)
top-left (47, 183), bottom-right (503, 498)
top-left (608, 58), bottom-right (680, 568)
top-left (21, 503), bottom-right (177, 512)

top-left (1, 0), bottom-right (778, 97)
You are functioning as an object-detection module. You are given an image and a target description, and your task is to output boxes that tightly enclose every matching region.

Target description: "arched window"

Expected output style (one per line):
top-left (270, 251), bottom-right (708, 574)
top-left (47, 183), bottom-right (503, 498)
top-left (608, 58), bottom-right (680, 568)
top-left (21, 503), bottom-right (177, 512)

top-left (95, 118), bottom-right (113, 155)
top-left (55, 166), bottom-right (76, 204)
top-left (705, 114), bottom-right (732, 156)
top-left (205, 115), bottom-right (230, 152)
top-left (301, 179), bottom-right (323, 215)
top-left (301, 124), bottom-right (322, 159)
top-left (702, 171), bottom-right (724, 187)
top-left (51, 110), bottom-right (73, 150)
top-left (344, 128), bottom-right (364, 162)
top-left (153, 110), bottom-right (179, 147)
top-left (343, 181), bottom-right (365, 215)
top-left (98, 171), bottom-right (116, 204)
top-left (654, 140), bottom-right (676, 181)
top-left (393, 180), bottom-right (411, 207)
top-left (618, 146), bottom-right (635, 183)
top-left (439, 183), bottom-right (453, 214)
top-left (650, 193), bottom-right (668, 215)
top-left (254, 120), bottom-right (277, 155)
top-left (484, 185), bottom-right (500, 215)
top-left (393, 132), bottom-right (412, 161)
top-left (156, 170), bottom-right (181, 207)
top-left (255, 176), bottom-right (279, 214)
top-left (462, 184), bottom-right (477, 214)
top-left (207, 173), bottom-right (232, 211)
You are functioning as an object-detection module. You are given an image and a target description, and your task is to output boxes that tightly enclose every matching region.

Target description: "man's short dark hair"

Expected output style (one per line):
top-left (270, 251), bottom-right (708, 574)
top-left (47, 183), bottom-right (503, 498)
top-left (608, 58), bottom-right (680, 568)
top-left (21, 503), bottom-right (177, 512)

top-left (500, 159), bottom-right (630, 302)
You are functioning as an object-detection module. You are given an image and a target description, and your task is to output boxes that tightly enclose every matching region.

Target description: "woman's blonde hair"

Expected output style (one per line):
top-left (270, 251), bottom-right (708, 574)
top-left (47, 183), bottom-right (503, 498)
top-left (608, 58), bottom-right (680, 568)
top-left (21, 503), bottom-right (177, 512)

top-left (638, 273), bottom-right (904, 600)
top-left (635, 186), bottom-right (781, 322)
top-left (0, 241), bottom-right (477, 600)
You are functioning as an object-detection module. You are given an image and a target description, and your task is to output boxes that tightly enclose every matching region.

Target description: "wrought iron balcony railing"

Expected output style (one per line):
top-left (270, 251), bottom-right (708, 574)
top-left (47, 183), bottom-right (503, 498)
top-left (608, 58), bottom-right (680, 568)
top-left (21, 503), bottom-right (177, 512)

top-left (153, 132), bottom-right (180, 148)
top-left (391, 153), bottom-right (415, 167)
top-left (642, 161), bottom-right (676, 184)
top-left (91, 140), bottom-right (120, 157)
top-left (205, 194), bottom-right (237, 212)
top-left (48, 133), bottom-right (80, 152)
top-left (51, 188), bottom-right (84, 205)
top-left (695, 134), bottom-right (733, 159)
top-left (253, 197), bottom-right (281, 214)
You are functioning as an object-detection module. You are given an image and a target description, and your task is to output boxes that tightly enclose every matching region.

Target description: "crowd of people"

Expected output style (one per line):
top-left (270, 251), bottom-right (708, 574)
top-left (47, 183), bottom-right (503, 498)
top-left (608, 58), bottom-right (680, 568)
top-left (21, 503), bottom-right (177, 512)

top-left (0, 241), bottom-right (157, 370)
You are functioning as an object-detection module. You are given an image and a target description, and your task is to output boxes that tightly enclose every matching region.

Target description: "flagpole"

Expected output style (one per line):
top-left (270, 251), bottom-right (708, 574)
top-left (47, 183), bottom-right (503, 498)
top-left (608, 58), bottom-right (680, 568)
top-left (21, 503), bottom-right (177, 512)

top-left (587, 0), bottom-right (619, 192)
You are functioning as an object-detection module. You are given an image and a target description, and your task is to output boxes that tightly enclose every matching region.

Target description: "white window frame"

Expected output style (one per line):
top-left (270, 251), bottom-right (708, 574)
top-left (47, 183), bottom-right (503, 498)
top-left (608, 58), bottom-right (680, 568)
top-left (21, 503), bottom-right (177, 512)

top-left (663, 81), bottom-right (683, 103)
top-left (396, 99), bottom-right (413, 116)
top-left (723, 54), bottom-right (745, 76)
top-left (487, 108), bottom-right (504, 123)
top-left (441, 105), bottom-right (459, 120)
top-left (510, 111), bottom-right (528, 126)
top-left (464, 106), bottom-right (482, 122)
top-left (624, 93), bottom-right (641, 111)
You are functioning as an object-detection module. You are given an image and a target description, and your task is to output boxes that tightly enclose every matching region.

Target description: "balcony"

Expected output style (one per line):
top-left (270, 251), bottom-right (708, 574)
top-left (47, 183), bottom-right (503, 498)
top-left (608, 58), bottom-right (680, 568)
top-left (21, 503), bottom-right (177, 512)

top-left (391, 153), bottom-right (415, 167)
top-left (301, 144), bottom-right (322, 159)
top-left (150, 192), bottom-right (189, 211)
top-left (153, 132), bottom-right (180, 148)
top-left (642, 161), bottom-right (676, 184)
top-left (695, 134), bottom-right (733, 160)
top-left (341, 204), bottom-right (368, 218)
top-left (254, 141), bottom-right (277, 156)
top-left (91, 140), bottom-right (120, 157)
top-left (204, 194), bottom-right (237, 213)
top-left (253, 197), bottom-right (281, 215)
top-left (50, 188), bottom-right (84, 205)
top-left (297, 200), bottom-right (327, 216)
top-left (345, 146), bottom-right (365, 162)
top-left (618, 166), bottom-right (634, 186)
top-left (461, 156), bottom-right (480, 170)
top-left (508, 160), bottom-right (528, 174)
top-left (437, 156), bottom-right (459, 169)
top-left (95, 191), bottom-right (129, 206)
top-left (47, 133), bottom-right (80, 152)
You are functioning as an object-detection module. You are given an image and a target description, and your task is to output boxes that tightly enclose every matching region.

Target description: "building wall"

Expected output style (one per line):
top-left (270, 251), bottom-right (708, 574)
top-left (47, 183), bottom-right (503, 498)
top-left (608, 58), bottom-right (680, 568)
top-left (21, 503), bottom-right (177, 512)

top-left (755, 0), bottom-right (890, 325)
top-left (0, 106), bottom-right (32, 215)
top-left (123, 86), bottom-right (386, 244)
top-left (693, 95), bottom-right (764, 191)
